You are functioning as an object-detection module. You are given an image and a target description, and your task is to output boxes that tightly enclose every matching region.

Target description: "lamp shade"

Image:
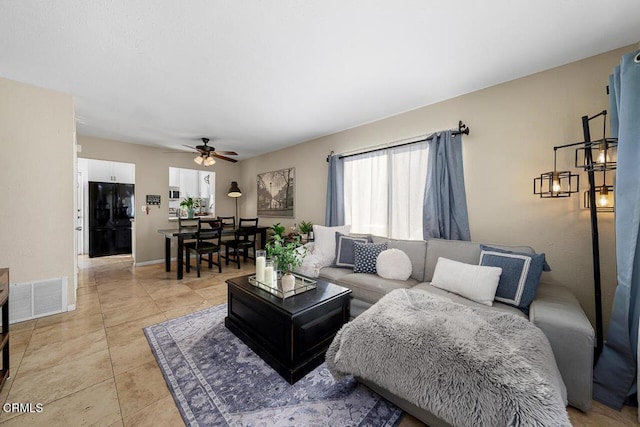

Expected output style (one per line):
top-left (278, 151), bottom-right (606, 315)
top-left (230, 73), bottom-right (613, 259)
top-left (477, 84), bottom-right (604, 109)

top-left (575, 138), bottom-right (617, 171)
top-left (193, 155), bottom-right (204, 165)
top-left (584, 185), bottom-right (615, 212)
top-left (204, 156), bottom-right (216, 166)
top-left (228, 181), bottom-right (242, 197)
top-left (533, 170), bottom-right (579, 198)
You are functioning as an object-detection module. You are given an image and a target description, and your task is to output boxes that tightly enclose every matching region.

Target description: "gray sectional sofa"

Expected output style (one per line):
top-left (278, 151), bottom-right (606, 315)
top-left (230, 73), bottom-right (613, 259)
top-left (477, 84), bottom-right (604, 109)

top-left (317, 236), bottom-right (594, 415)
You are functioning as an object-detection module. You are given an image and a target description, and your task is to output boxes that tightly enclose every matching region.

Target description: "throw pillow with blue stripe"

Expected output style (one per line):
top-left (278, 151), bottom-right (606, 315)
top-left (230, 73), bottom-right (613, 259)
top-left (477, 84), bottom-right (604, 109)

top-left (479, 245), bottom-right (550, 313)
top-left (333, 233), bottom-right (372, 268)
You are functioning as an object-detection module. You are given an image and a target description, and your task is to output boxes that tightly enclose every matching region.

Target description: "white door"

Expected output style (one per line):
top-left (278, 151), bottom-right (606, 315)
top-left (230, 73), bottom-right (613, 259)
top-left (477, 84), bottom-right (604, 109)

top-left (76, 171), bottom-right (84, 254)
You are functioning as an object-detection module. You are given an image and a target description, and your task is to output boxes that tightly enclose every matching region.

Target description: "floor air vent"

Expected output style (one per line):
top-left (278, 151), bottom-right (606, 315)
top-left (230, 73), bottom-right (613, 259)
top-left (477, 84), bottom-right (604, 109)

top-left (9, 277), bottom-right (68, 323)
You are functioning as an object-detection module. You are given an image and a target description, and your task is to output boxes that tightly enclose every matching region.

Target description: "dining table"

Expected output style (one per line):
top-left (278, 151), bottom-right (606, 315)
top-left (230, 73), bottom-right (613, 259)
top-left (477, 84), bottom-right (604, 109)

top-left (157, 225), bottom-right (269, 280)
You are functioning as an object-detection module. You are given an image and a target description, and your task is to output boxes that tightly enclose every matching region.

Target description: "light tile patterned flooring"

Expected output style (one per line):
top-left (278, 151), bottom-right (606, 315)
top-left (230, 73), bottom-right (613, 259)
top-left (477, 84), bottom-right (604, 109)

top-left (0, 255), bottom-right (636, 426)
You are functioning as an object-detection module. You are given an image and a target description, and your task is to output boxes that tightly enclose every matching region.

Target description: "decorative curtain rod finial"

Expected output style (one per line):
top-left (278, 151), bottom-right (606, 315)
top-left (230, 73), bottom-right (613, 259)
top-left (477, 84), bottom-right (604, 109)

top-left (326, 150), bottom-right (335, 162)
top-left (458, 121), bottom-right (470, 136)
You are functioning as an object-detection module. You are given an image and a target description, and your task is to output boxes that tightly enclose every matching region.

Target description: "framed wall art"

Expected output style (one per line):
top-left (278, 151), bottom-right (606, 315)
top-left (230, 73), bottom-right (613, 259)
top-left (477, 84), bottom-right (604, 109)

top-left (257, 167), bottom-right (295, 217)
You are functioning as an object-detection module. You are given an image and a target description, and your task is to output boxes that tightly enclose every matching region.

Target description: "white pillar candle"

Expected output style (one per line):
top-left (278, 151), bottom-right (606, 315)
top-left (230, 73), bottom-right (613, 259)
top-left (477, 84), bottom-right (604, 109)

top-left (264, 266), bottom-right (273, 287)
top-left (256, 256), bottom-right (266, 283)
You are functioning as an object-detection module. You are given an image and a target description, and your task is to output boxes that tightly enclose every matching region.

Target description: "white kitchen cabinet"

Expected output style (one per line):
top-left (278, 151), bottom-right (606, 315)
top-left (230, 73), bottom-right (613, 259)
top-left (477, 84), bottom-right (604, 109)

top-left (199, 171), bottom-right (212, 198)
top-left (169, 167), bottom-right (180, 187)
top-left (179, 169), bottom-right (199, 198)
top-left (112, 161), bottom-right (135, 184)
top-left (87, 159), bottom-right (135, 183)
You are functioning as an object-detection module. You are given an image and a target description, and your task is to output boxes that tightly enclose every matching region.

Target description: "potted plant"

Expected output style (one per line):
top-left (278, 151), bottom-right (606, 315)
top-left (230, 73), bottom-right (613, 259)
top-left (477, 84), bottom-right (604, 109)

top-left (299, 221), bottom-right (314, 241)
top-left (265, 233), bottom-right (308, 291)
top-left (179, 196), bottom-right (200, 219)
top-left (269, 222), bottom-right (286, 239)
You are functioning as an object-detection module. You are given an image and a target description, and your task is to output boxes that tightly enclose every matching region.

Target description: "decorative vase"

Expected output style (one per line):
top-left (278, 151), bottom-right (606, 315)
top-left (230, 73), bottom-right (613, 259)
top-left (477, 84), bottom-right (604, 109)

top-left (187, 208), bottom-right (195, 219)
top-left (282, 272), bottom-right (295, 293)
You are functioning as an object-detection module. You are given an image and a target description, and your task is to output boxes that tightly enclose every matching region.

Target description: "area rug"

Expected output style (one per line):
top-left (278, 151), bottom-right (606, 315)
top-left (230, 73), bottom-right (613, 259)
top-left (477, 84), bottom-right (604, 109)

top-left (144, 304), bottom-right (403, 426)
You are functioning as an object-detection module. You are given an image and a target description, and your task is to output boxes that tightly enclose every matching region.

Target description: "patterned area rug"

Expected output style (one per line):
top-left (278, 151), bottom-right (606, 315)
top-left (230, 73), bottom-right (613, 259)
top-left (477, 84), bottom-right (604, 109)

top-left (144, 304), bottom-right (403, 426)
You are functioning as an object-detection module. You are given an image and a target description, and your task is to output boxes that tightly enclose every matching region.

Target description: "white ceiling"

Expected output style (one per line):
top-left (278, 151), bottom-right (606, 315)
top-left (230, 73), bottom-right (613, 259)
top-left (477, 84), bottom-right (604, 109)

top-left (1, 1), bottom-right (638, 159)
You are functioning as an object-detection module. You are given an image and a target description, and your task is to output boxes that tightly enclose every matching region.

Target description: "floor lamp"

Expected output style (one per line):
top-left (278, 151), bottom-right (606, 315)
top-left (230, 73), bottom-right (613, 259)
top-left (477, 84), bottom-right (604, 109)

top-left (228, 181), bottom-right (242, 220)
top-left (533, 110), bottom-right (616, 362)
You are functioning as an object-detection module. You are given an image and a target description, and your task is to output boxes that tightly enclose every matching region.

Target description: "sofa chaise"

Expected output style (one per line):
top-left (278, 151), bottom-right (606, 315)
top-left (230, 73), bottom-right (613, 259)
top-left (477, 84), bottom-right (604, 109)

top-left (298, 229), bottom-right (594, 423)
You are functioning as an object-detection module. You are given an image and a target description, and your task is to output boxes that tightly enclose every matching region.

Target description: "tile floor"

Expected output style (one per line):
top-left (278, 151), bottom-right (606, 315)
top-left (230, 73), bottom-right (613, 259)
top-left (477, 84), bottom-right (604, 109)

top-left (0, 255), bottom-right (636, 426)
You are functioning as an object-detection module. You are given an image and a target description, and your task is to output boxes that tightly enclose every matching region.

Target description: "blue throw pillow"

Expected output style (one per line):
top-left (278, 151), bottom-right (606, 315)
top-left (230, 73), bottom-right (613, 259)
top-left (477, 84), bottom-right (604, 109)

top-left (334, 233), bottom-right (373, 268)
top-left (353, 242), bottom-right (388, 274)
top-left (479, 245), bottom-right (549, 313)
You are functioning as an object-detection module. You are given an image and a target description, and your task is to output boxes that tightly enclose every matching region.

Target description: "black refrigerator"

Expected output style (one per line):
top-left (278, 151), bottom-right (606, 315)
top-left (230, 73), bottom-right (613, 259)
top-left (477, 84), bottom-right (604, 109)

top-left (89, 182), bottom-right (135, 258)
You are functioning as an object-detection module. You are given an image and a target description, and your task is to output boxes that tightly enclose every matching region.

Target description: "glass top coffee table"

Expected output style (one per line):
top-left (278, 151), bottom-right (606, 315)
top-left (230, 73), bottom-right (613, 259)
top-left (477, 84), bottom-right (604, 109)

top-left (225, 274), bottom-right (352, 384)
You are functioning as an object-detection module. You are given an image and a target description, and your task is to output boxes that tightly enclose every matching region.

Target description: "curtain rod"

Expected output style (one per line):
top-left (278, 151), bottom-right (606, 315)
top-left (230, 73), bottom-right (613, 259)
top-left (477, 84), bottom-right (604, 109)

top-left (326, 121), bottom-right (469, 162)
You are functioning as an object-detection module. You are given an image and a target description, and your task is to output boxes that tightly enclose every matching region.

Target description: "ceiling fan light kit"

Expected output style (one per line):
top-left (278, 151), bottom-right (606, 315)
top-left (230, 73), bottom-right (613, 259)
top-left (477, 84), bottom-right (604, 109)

top-left (178, 138), bottom-right (239, 167)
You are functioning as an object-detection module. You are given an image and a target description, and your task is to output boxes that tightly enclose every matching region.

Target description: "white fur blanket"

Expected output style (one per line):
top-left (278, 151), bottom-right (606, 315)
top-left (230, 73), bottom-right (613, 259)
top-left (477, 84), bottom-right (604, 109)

top-left (326, 289), bottom-right (570, 427)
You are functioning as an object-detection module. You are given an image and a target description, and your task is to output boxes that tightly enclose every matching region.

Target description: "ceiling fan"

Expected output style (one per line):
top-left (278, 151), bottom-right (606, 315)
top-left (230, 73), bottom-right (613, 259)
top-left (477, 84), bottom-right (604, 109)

top-left (179, 138), bottom-right (239, 166)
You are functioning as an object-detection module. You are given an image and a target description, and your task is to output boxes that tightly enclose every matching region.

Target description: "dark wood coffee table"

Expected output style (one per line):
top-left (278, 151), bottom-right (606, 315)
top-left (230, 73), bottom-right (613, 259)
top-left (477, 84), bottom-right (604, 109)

top-left (225, 274), bottom-right (351, 384)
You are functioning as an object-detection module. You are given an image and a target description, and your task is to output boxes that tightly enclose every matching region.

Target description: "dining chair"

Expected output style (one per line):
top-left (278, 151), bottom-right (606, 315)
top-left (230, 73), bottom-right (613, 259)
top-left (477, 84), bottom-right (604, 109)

top-left (178, 216), bottom-right (199, 264)
top-left (223, 217), bottom-right (259, 269)
top-left (217, 215), bottom-right (236, 246)
top-left (184, 219), bottom-right (223, 277)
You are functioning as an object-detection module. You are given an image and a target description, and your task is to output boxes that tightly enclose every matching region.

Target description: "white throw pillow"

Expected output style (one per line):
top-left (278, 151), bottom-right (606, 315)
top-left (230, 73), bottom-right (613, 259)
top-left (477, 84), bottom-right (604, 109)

top-left (312, 224), bottom-right (351, 265)
top-left (376, 249), bottom-right (412, 281)
top-left (430, 257), bottom-right (502, 306)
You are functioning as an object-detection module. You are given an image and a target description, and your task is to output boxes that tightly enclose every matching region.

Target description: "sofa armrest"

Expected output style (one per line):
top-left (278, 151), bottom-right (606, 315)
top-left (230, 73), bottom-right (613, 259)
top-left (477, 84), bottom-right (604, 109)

top-left (529, 282), bottom-right (594, 411)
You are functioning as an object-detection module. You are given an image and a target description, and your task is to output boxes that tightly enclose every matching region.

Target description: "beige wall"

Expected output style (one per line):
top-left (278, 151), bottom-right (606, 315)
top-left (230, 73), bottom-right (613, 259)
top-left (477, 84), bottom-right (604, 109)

top-left (77, 136), bottom-right (242, 264)
top-left (240, 45), bottom-right (633, 333)
top-left (0, 77), bottom-right (76, 305)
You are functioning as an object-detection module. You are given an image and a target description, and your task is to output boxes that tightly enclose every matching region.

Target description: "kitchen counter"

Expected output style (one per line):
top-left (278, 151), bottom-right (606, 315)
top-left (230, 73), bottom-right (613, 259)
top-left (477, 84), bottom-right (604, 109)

top-left (168, 215), bottom-right (215, 222)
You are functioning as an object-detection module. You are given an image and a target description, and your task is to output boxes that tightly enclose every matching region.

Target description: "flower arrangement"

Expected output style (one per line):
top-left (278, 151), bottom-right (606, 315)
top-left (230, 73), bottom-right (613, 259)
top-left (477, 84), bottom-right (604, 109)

top-left (265, 233), bottom-right (307, 272)
top-left (179, 196), bottom-right (200, 218)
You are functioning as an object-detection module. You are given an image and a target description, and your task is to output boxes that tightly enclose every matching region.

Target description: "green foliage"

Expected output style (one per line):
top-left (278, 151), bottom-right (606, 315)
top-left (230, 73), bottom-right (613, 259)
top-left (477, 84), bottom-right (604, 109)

top-left (299, 221), bottom-right (313, 235)
top-left (179, 196), bottom-right (200, 210)
top-left (265, 234), bottom-right (307, 272)
top-left (269, 222), bottom-right (286, 238)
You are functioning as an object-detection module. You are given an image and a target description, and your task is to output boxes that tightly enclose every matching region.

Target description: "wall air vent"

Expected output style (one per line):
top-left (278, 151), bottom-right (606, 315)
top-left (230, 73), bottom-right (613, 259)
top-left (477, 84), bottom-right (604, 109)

top-left (8, 277), bottom-right (68, 323)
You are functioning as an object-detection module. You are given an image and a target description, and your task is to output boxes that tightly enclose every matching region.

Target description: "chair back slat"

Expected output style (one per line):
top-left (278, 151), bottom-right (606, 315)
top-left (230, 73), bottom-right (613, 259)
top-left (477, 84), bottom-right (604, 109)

top-left (196, 219), bottom-right (223, 248)
top-left (236, 218), bottom-right (258, 242)
top-left (217, 216), bottom-right (236, 229)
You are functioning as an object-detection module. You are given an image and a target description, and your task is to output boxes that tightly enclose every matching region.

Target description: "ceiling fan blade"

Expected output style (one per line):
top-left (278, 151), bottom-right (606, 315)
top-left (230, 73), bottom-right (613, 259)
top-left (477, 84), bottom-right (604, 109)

top-left (212, 154), bottom-right (238, 163)
top-left (183, 144), bottom-right (198, 150)
top-left (163, 151), bottom-right (192, 154)
top-left (213, 150), bottom-right (238, 155)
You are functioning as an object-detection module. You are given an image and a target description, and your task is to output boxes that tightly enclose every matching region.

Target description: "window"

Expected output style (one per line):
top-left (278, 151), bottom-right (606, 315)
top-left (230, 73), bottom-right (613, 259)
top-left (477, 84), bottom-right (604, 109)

top-left (344, 142), bottom-right (428, 239)
top-left (168, 167), bottom-right (215, 216)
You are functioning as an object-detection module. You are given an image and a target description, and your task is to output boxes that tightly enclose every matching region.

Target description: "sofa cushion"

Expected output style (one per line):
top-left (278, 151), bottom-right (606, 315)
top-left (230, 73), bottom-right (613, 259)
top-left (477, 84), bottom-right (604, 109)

top-left (334, 233), bottom-right (372, 268)
top-left (424, 238), bottom-right (535, 282)
top-left (337, 273), bottom-right (418, 304)
top-left (318, 266), bottom-right (354, 283)
top-left (353, 242), bottom-right (388, 274)
top-left (376, 249), bottom-right (412, 281)
top-left (412, 282), bottom-right (527, 318)
top-left (431, 257), bottom-right (502, 306)
top-left (480, 245), bottom-right (547, 313)
top-left (312, 224), bottom-right (351, 265)
top-left (372, 236), bottom-right (426, 281)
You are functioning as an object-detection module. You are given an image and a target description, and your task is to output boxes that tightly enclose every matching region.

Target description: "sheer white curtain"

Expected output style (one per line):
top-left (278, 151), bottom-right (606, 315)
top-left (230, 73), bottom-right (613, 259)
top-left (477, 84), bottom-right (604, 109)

top-left (344, 141), bottom-right (428, 239)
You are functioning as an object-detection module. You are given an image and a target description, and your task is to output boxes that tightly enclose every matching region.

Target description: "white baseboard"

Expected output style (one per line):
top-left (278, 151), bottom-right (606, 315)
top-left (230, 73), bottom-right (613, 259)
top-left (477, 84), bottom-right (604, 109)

top-left (135, 258), bottom-right (172, 267)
